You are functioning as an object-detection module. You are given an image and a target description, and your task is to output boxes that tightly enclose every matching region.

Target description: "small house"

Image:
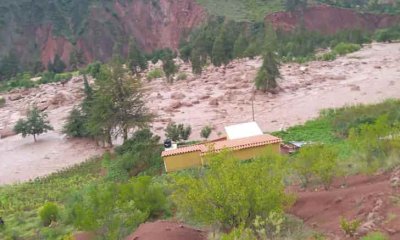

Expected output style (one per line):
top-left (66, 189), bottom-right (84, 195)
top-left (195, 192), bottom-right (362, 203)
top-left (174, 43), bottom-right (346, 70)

top-left (161, 122), bottom-right (282, 173)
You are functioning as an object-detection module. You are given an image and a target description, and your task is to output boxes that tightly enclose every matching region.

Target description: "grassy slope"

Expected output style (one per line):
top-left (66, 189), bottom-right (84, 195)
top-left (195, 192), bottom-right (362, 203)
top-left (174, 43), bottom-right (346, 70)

top-left (0, 158), bottom-right (103, 239)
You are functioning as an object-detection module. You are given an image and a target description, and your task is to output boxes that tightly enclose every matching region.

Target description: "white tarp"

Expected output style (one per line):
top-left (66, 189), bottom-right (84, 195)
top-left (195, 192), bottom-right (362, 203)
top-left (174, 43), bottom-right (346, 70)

top-left (224, 122), bottom-right (263, 140)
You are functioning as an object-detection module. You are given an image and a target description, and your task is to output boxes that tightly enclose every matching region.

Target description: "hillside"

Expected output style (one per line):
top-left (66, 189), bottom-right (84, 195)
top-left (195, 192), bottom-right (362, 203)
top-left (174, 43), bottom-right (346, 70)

top-left (0, 0), bottom-right (399, 74)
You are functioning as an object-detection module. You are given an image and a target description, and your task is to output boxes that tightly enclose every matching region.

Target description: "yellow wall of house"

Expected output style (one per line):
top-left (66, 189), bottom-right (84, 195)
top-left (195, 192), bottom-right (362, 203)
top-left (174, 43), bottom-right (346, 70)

top-left (163, 151), bottom-right (202, 172)
top-left (163, 143), bottom-right (281, 173)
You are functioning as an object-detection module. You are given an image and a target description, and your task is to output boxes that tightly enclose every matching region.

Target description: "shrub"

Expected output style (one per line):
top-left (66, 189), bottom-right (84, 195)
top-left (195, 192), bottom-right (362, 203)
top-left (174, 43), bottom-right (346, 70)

top-left (339, 217), bottom-right (360, 237)
top-left (374, 27), bottom-right (400, 42)
top-left (361, 232), bottom-right (389, 240)
top-left (39, 202), bottom-right (59, 226)
top-left (318, 52), bottom-right (337, 61)
top-left (147, 68), bottom-right (163, 81)
top-left (176, 72), bottom-right (188, 81)
top-left (63, 107), bottom-right (89, 138)
top-left (171, 151), bottom-right (293, 229)
top-left (333, 42), bottom-right (361, 55)
top-left (200, 125), bottom-right (212, 140)
top-left (165, 123), bottom-right (192, 142)
top-left (65, 176), bottom-right (168, 238)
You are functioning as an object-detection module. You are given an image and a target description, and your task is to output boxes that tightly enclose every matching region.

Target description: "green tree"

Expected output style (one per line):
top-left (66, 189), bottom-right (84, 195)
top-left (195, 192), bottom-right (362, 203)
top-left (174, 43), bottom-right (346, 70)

top-left (190, 49), bottom-right (203, 75)
top-left (127, 39), bottom-right (148, 75)
top-left (162, 53), bottom-right (178, 83)
top-left (254, 50), bottom-right (280, 92)
top-left (48, 54), bottom-right (66, 73)
top-left (211, 29), bottom-right (230, 67)
top-left (200, 125), bottom-right (212, 140)
top-left (14, 107), bottom-right (54, 142)
top-left (171, 151), bottom-right (293, 229)
top-left (86, 59), bottom-right (152, 145)
top-left (63, 107), bottom-right (88, 137)
top-left (165, 123), bottom-right (192, 142)
top-left (233, 33), bottom-right (249, 59)
top-left (69, 48), bottom-right (85, 70)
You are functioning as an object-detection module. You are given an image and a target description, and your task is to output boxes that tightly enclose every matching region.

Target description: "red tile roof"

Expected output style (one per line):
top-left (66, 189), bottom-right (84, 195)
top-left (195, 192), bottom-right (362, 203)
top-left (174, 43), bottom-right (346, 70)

top-left (161, 134), bottom-right (282, 157)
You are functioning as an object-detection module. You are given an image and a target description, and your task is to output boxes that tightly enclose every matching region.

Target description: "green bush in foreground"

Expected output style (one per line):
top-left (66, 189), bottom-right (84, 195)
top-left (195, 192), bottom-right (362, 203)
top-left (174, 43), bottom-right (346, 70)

top-left (171, 151), bottom-right (293, 230)
top-left (361, 232), bottom-right (389, 240)
top-left (333, 42), bottom-right (361, 55)
top-left (146, 68), bottom-right (164, 81)
top-left (39, 202), bottom-right (60, 226)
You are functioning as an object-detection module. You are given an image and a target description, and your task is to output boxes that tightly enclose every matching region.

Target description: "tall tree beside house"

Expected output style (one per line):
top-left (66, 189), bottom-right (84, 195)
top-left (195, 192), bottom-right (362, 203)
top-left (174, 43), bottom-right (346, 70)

top-left (162, 52), bottom-right (178, 83)
top-left (127, 39), bottom-right (148, 75)
top-left (86, 58), bottom-right (152, 146)
top-left (254, 24), bottom-right (281, 92)
top-left (14, 107), bottom-right (54, 142)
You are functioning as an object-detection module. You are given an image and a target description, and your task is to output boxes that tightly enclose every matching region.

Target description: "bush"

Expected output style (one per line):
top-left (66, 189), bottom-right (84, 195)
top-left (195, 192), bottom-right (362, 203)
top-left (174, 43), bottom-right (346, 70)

top-left (63, 107), bottom-right (89, 138)
top-left (200, 125), bottom-right (212, 140)
top-left (374, 27), bottom-right (400, 42)
top-left (105, 129), bottom-right (163, 180)
top-left (165, 123), bottom-right (192, 142)
top-left (65, 176), bottom-right (168, 238)
top-left (339, 217), bottom-right (360, 237)
top-left (333, 42), bottom-right (361, 55)
top-left (318, 52), bottom-right (337, 61)
top-left (294, 144), bottom-right (338, 189)
top-left (176, 72), bottom-right (188, 80)
top-left (361, 232), bottom-right (389, 240)
top-left (39, 202), bottom-right (59, 226)
top-left (147, 68), bottom-right (164, 81)
top-left (171, 151), bottom-right (293, 229)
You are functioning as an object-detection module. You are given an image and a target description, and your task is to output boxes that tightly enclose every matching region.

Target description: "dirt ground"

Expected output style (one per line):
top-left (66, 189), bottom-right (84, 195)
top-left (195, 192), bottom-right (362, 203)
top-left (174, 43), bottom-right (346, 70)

top-left (126, 220), bottom-right (207, 240)
top-left (0, 42), bottom-right (399, 185)
top-left (290, 168), bottom-right (400, 239)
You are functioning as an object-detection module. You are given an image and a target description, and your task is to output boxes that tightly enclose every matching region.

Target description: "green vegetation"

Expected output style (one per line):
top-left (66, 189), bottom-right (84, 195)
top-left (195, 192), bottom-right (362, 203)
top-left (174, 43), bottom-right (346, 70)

top-left (361, 232), bottom-right (389, 240)
top-left (333, 42), bottom-right (361, 55)
top-left (162, 52), bottom-right (178, 83)
top-left (374, 25), bottom-right (400, 42)
top-left (200, 125), bottom-right (212, 140)
top-left (146, 68), bottom-right (164, 81)
top-left (165, 123), bottom-right (192, 142)
top-left (339, 217), bottom-right (361, 237)
top-left (13, 107), bottom-right (54, 142)
top-left (38, 202), bottom-right (60, 227)
top-left (171, 151), bottom-right (293, 229)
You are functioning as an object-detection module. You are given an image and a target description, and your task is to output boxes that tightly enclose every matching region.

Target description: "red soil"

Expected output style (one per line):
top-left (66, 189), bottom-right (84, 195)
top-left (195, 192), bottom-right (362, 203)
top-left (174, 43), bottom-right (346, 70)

top-left (267, 5), bottom-right (400, 34)
top-left (290, 172), bottom-right (400, 239)
top-left (126, 220), bottom-right (207, 240)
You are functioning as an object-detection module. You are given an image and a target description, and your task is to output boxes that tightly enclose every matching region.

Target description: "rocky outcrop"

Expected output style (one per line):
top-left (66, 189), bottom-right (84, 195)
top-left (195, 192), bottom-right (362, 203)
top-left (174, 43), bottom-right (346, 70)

top-left (266, 5), bottom-right (400, 34)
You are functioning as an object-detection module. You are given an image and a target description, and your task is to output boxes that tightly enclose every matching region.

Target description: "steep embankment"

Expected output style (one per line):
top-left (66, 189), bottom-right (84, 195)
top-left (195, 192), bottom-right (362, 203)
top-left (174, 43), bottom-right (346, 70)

top-left (0, 0), bottom-right (205, 67)
top-left (267, 5), bottom-right (400, 34)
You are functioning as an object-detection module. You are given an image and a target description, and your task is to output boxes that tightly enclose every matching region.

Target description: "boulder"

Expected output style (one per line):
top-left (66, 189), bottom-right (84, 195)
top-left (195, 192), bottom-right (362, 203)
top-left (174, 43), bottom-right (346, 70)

top-left (169, 101), bottom-right (182, 109)
top-left (209, 98), bottom-right (219, 106)
top-left (9, 94), bottom-right (23, 101)
top-left (171, 92), bottom-right (186, 100)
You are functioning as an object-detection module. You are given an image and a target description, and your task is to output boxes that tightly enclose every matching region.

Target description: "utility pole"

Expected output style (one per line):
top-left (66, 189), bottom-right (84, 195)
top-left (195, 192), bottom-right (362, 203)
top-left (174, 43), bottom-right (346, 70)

top-left (251, 89), bottom-right (255, 121)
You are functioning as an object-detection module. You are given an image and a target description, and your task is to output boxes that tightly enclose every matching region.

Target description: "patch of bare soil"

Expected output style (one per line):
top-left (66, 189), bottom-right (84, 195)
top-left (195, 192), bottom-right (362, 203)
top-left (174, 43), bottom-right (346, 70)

top-left (126, 220), bottom-right (207, 240)
top-left (290, 169), bottom-right (400, 239)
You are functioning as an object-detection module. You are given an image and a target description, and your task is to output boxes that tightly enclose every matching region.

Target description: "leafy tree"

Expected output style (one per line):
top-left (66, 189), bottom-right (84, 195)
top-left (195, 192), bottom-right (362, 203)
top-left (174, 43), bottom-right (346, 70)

top-left (14, 107), bottom-right (54, 142)
top-left (48, 54), bottom-right (66, 73)
top-left (105, 129), bottom-right (163, 179)
top-left (255, 50), bottom-right (280, 92)
top-left (171, 151), bottom-right (293, 229)
top-left (127, 39), bottom-right (148, 75)
top-left (63, 107), bottom-right (89, 137)
top-left (69, 48), bottom-right (85, 70)
top-left (211, 29), bottom-right (230, 67)
top-left (179, 44), bottom-right (192, 62)
top-left (165, 123), bottom-right (192, 142)
top-left (162, 52), bottom-right (178, 83)
top-left (200, 125), bottom-right (212, 140)
top-left (86, 59), bottom-right (152, 145)
top-left (233, 33), bottom-right (249, 59)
